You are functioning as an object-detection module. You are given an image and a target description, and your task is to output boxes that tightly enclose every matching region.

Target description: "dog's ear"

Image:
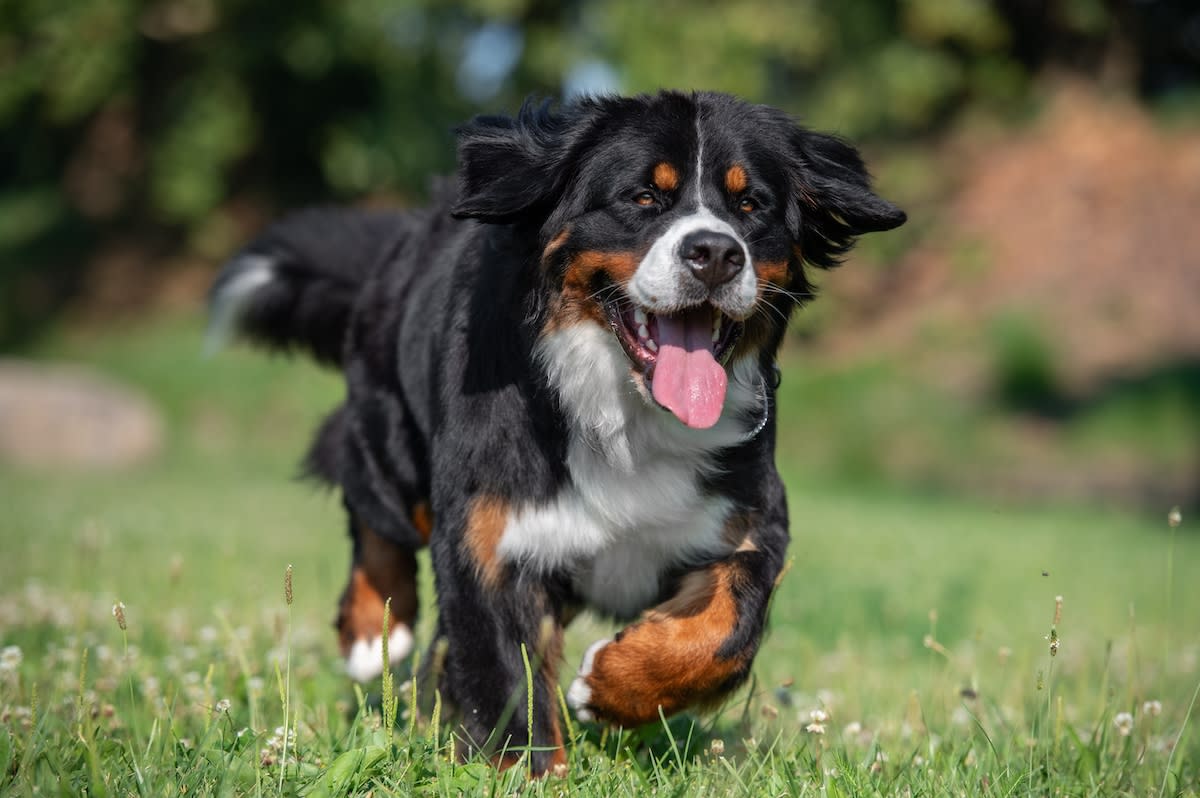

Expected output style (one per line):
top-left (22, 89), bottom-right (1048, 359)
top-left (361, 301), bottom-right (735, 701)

top-left (452, 99), bottom-right (586, 224)
top-left (786, 128), bottom-right (907, 269)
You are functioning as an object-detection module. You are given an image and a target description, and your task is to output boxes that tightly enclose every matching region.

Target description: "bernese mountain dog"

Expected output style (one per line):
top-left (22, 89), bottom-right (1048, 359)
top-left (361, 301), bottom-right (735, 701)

top-left (210, 90), bottom-right (905, 773)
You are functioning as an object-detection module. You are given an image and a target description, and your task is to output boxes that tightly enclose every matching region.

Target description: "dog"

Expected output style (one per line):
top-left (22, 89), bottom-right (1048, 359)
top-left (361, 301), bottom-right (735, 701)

top-left (209, 90), bottom-right (905, 773)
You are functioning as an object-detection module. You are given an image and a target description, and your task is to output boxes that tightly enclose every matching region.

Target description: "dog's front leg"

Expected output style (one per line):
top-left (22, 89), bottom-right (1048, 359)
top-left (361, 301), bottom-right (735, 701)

top-left (430, 504), bottom-right (568, 775)
top-left (567, 524), bottom-right (785, 728)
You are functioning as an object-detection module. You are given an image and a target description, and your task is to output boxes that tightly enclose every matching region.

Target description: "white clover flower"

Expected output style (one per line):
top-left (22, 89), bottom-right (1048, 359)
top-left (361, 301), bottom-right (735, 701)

top-left (842, 721), bottom-right (862, 737)
top-left (809, 708), bottom-right (829, 723)
top-left (265, 726), bottom-right (296, 750)
top-left (1142, 700), bottom-right (1162, 717)
top-left (1114, 712), bottom-right (1134, 737)
top-left (805, 722), bottom-right (827, 734)
top-left (0, 645), bottom-right (22, 672)
top-left (215, 698), bottom-right (231, 714)
top-left (709, 739), bottom-right (725, 756)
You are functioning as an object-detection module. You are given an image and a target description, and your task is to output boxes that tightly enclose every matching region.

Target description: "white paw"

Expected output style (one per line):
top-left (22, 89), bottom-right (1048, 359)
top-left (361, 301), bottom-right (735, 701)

top-left (567, 638), bottom-right (610, 722)
top-left (344, 625), bottom-right (414, 683)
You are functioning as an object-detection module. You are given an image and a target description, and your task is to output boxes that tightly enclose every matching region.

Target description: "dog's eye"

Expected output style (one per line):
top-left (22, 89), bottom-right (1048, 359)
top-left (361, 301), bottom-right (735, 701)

top-left (633, 191), bottom-right (656, 207)
top-left (739, 198), bottom-right (756, 213)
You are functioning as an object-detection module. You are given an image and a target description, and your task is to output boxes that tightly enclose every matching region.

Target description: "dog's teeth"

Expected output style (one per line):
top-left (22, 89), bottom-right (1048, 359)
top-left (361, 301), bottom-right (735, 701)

top-left (712, 314), bottom-right (723, 343)
top-left (634, 308), bottom-right (647, 326)
top-left (637, 324), bottom-right (649, 340)
top-left (646, 338), bottom-right (658, 352)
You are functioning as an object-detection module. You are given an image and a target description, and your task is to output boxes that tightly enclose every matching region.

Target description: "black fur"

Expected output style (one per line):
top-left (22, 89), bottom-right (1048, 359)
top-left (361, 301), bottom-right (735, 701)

top-left (212, 90), bottom-right (904, 774)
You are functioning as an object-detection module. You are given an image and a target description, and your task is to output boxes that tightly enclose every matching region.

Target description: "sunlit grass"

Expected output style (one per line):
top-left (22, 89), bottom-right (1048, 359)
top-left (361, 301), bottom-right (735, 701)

top-left (1, 314), bottom-right (1197, 795)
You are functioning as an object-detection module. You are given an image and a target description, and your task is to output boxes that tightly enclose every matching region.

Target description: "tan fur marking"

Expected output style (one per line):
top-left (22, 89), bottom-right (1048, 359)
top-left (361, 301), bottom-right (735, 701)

top-left (567, 250), bottom-right (640, 286)
top-left (465, 496), bottom-right (508, 587)
top-left (582, 563), bottom-right (746, 726)
top-left (337, 569), bottom-right (380, 655)
top-left (493, 752), bottom-right (523, 771)
top-left (725, 164), bottom-right (748, 194)
top-left (336, 524), bottom-right (418, 655)
top-left (653, 162), bottom-right (679, 191)
top-left (411, 501), bottom-right (433, 543)
top-left (546, 249), bottom-right (641, 331)
top-left (756, 259), bottom-right (789, 287)
top-left (542, 227), bottom-right (571, 264)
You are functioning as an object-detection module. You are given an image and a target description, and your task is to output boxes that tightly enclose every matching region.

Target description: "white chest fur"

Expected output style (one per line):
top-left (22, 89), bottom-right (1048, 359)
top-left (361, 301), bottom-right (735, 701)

top-left (495, 324), bottom-right (763, 618)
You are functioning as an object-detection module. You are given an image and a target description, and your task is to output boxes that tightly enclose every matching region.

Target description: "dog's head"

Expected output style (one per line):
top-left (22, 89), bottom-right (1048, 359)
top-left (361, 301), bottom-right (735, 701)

top-left (453, 91), bottom-right (905, 430)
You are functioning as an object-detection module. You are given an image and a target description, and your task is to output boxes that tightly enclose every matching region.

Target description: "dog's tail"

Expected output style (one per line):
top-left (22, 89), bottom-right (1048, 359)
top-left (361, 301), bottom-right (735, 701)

top-left (207, 208), bottom-right (400, 367)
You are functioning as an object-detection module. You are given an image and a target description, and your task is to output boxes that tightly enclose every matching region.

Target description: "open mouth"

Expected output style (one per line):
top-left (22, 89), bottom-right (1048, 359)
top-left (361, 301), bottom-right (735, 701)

top-left (604, 296), bottom-right (744, 429)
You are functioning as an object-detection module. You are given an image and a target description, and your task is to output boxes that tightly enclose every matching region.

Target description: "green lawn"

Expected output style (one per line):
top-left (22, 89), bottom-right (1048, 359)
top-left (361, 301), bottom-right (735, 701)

top-left (2, 315), bottom-right (1197, 796)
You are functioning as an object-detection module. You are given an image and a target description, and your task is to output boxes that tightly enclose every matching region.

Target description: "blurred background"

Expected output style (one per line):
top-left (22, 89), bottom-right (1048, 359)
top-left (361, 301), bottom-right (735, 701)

top-left (2, 0), bottom-right (1198, 511)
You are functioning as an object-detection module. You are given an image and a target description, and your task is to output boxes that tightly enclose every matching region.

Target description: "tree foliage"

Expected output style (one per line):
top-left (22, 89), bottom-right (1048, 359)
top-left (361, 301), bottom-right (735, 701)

top-left (1, 0), bottom-right (1197, 343)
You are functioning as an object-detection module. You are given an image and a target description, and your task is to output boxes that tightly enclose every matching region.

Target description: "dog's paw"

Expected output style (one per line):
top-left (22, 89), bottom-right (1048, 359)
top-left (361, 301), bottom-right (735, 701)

top-left (344, 625), bottom-right (414, 683)
top-left (566, 638), bottom-right (611, 723)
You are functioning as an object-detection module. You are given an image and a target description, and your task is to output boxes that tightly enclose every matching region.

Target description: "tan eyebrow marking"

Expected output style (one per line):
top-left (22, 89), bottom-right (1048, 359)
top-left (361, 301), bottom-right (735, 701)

top-left (725, 164), bottom-right (748, 194)
top-left (653, 162), bottom-right (679, 192)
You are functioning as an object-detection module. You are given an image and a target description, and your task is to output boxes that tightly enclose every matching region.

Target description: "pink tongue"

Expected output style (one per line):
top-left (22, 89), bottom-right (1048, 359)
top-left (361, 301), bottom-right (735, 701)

top-left (651, 307), bottom-right (727, 429)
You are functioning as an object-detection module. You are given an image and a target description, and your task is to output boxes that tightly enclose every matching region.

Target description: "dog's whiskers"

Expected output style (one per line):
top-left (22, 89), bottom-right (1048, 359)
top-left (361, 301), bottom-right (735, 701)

top-left (758, 280), bottom-right (816, 304)
top-left (753, 299), bottom-right (792, 327)
top-left (586, 284), bottom-right (625, 305)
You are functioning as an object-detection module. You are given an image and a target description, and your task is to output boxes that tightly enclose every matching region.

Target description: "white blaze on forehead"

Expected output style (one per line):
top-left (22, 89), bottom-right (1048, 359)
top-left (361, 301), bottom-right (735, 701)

top-left (626, 104), bottom-right (757, 316)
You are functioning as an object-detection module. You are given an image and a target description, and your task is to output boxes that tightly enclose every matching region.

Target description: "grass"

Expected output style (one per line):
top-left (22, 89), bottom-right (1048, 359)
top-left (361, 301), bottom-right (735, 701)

top-left (1, 313), bottom-right (1198, 796)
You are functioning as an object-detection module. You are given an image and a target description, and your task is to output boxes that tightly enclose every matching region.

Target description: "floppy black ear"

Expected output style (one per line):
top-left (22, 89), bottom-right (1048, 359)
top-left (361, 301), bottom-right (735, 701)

top-left (788, 129), bottom-right (907, 269)
top-left (451, 99), bottom-right (583, 224)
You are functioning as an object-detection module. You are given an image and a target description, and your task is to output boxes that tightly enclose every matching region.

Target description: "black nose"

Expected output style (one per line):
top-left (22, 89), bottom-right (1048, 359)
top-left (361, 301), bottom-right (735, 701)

top-left (679, 230), bottom-right (746, 288)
